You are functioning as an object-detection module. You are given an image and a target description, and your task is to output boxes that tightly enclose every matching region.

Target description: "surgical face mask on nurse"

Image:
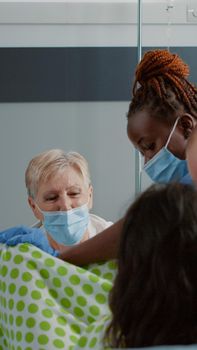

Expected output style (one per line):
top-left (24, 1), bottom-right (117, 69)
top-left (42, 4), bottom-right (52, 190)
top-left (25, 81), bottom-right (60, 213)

top-left (28, 166), bottom-right (93, 246)
top-left (127, 111), bottom-right (189, 184)
top-left (143, 117), bottom-right (188, 183)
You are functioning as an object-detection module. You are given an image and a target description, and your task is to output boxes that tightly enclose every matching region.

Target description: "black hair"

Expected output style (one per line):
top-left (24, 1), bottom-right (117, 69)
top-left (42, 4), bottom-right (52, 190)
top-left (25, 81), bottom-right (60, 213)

top-left (106, 183), bottom-right (197, 347)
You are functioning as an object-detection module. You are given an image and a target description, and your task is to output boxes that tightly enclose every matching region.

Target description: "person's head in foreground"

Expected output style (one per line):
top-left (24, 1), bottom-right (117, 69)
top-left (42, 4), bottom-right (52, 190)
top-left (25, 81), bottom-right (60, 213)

top-left (107, 182), bottom-right (197, 348)
top-left (186, 125), bottom-right (197, 184)
top-left (127, 49), bottom-right (197, 185)
top-left (26, 149), bottom-right (95, 251)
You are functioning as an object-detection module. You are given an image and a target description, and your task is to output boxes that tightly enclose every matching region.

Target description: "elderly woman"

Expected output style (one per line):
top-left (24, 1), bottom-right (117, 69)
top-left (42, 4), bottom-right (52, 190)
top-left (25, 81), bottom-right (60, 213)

top-left (0, 149), bottom-right (112, 255)
top-left (28, 149), bottom-right (112, 252)
top-left (0, 149), bottom-right (114, 350)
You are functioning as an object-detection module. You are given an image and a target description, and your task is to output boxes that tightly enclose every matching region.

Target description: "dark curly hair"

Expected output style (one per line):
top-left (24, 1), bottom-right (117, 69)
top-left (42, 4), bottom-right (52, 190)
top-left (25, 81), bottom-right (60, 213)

top-left (106, 183), bottom-right (197, 347)
top-left (128, 49), bottom-right (197, 123)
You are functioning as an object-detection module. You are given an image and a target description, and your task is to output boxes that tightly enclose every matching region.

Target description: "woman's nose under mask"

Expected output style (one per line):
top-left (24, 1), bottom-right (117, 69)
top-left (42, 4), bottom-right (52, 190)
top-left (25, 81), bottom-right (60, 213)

top-left (36, 203), bottom-right (90, 246)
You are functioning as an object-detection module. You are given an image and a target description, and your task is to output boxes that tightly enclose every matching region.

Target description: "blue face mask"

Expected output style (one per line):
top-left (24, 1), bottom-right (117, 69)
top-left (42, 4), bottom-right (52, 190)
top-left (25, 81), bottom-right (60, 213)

top-left (143, 117), bottom-right (189, 184)
top-left (39, 203), bottom-right (89, 246)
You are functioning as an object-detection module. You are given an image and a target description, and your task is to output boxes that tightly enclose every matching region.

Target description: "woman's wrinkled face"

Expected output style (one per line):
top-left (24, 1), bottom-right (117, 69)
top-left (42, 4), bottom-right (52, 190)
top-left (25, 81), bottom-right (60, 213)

top-left (29, 165), bottom-right (93, 222)
top-left (127, 109), bottom-right (187, 164)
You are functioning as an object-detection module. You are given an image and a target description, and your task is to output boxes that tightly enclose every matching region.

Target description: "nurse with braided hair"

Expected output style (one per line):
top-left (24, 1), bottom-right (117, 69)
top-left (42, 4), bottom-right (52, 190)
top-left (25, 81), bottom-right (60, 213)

top-left (1, 50), bottom-right (197, 265)
top-left (127, 49), bottom-right (197, 185)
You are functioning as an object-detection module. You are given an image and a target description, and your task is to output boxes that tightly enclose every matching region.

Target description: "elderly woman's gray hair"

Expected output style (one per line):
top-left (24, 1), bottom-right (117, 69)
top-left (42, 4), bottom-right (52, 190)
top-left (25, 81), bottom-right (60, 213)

top-left (25, 149), bottom-right (91, 198)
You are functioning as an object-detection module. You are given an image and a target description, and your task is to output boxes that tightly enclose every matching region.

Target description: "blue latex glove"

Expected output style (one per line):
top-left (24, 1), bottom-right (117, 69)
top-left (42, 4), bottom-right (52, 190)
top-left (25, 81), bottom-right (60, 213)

top-left (0, 226), bottom-right (59, 257)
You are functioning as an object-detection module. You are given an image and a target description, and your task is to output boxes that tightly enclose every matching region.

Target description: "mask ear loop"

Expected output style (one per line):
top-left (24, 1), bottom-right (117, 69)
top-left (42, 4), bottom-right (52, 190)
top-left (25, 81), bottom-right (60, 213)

top-left (34, 201), bottom-right (43, 214)
top-left (165, 117), bottom-right (180, 148)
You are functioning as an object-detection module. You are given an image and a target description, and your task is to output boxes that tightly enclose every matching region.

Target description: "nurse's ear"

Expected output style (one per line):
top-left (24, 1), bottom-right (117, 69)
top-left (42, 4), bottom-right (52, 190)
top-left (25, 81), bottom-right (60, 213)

top-left (178, 114), bottom-right (196, 139)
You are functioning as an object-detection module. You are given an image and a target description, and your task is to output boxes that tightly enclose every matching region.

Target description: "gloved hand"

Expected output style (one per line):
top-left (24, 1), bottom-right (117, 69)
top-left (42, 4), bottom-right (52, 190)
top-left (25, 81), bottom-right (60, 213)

top-left (0, 226), bottom-right (59, 257)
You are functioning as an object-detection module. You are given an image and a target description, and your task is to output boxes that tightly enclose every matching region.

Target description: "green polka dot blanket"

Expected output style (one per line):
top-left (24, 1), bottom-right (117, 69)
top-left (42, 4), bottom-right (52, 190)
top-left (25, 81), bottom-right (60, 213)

top-left (0, 243), bottom-right (117, 350)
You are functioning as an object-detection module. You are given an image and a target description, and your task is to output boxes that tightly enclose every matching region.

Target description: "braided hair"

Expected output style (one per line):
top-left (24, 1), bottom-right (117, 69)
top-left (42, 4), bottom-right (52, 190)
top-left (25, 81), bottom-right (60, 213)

top-left (128, 49), bottom-right (197, 121)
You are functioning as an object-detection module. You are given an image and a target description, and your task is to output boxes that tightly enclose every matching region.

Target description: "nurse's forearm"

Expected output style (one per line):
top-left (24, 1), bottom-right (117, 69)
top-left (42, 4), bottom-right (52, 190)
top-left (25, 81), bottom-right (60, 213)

top-left (59, 218), bottom-right (124, 266)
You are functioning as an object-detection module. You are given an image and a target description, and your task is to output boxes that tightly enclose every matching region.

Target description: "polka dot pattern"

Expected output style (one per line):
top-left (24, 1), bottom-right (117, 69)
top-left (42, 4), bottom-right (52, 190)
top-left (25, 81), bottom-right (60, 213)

top-left (0, 243), bottom-right (117, 349)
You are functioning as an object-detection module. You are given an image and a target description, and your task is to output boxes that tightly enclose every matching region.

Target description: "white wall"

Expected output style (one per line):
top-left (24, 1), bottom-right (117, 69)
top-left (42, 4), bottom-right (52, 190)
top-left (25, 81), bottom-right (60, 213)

top-left (0, 0), bottom-right (197, 47)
